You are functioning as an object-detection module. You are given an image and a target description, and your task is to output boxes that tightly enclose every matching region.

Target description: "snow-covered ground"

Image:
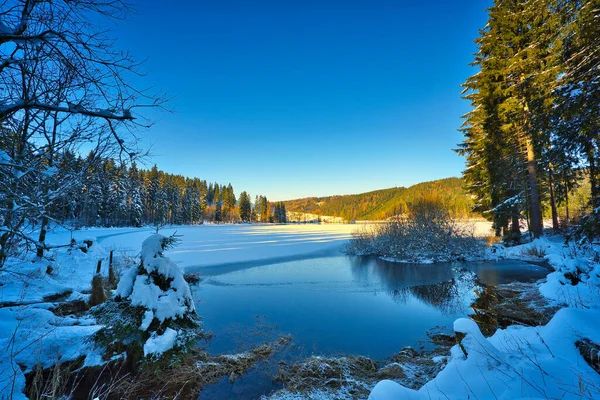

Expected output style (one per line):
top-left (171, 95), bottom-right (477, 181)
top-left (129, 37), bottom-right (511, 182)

top-left (0, 224), bottom-right (355, 399)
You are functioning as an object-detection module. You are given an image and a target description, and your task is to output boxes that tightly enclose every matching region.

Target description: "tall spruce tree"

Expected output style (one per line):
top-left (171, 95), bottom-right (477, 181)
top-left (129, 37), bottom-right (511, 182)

top-left (238, 191), bottom-right (252, 222)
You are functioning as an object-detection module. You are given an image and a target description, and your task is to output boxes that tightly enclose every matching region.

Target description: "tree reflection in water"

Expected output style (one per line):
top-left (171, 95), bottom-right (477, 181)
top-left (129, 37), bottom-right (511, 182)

top-left (349, 256), bottom-right (482, 315)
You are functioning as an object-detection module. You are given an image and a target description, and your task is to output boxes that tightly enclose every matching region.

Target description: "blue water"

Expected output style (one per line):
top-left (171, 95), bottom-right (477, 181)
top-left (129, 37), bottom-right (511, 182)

top-left (193, 255), bottom-right (547, 358)
top-left (193, 255), bottom-right (548, 399)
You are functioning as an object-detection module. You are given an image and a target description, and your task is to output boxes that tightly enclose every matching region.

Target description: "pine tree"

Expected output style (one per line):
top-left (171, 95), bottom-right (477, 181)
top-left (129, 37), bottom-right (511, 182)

top-left (458, 0), bottom-right (572, 240)
top-left (127, 163), bottom-right (144, 227)
top-left (238, 191), bottom-right (252, 222)
top-left (146, 165), bottom-right (161, 226)
top-left (215, 195), bottom-right (222, 223)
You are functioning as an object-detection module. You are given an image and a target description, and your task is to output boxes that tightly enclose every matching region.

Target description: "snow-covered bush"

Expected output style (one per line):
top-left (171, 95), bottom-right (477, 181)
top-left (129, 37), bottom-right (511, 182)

top-left (347, 202), bottom-right (483, 263)
top-left (94, 234), bottom-right (200, 363)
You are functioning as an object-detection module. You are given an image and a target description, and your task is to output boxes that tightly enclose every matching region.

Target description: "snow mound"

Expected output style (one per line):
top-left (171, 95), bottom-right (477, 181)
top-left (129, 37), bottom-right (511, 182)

top-left (369, 307), bottom-right (600, 399)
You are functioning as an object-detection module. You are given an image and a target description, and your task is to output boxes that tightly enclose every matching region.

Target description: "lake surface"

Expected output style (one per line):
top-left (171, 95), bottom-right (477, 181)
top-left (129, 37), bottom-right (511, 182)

top-left (193, 254), bottom-right (548, 398)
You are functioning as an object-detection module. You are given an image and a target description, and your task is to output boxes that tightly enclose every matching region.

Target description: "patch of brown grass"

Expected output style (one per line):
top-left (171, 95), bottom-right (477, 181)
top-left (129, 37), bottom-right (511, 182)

top-left (111, 335), bottom-right (292, 399)
top-left (485, 235), bottom-right (502, 247)
top-left (471, 282), bottom-right (559, 336)
top-left (273, 355), bottom-right (377, 397)
top-left (522, 244), bottom-right (547, 258)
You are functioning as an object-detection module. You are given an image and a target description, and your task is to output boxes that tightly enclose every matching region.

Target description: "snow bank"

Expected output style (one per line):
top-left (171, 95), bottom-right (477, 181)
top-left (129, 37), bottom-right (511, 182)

top-left (0, 238), bottom-right (117, 399)
top-left (488, 236), bottom-right (600, 307)
top-left (1, 240), bottom-right (108, 305)
top-left (0, 302), bottom-right (103, 399)
top-left (370, 306), bottom-right (600, 399)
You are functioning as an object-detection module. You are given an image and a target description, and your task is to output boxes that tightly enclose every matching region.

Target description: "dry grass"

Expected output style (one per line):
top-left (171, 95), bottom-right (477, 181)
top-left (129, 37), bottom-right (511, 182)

top-left (269, 343), bottom-right (453, 399)
top-left (25, 357), bottom-right (87, 400)
top-left (273, 355), bottom-right (378, 398)
top-left (106, 335), bottom-right (292, 399)
top-left (521, 244), bottom-right (547, 258)
top-left (24, 336), bottom-right (292, 400)
top-left (485, 235), bottom-right (503, 246)
top-left (471, 282), bottom-right (559, 336)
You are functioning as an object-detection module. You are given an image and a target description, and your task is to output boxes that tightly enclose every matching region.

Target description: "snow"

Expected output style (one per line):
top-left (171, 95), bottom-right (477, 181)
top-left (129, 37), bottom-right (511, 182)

top-left (1, 239), bottom-right (108, 305)
top-left (0, 239), bottom-right (115, 399)
top-left (488, 236), bottom-right (600, 307)
top-left (116, 234), bottom-right (195, 326)
top-left (45, 224), bottom-right (355, 271)
top-left (368, 380), bottom-right (417, 399)
top-left (143, 327), bottom-right (179, 357)
top-left (371, 307), bottom-right (600, 399)
top-left (0, 304), bottom-right (103, 399)
top-left (369, 234), bottom-right (600, 400)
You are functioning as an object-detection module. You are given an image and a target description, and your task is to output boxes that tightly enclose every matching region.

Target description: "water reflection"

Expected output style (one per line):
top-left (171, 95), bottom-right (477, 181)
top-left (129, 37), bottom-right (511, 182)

top-left (196, 256), bottom-right (549, 399)
top-left (349, 257), bottom-right (456, 288)
top-left (348, 257), bottom-right (482, 314)
top-left (197, 255), bottom-right (548, 360)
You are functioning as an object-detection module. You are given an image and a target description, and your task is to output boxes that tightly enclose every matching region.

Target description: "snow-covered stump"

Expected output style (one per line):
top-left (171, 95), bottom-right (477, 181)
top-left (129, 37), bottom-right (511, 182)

top-left (94, 234), bottom-right (200, 368)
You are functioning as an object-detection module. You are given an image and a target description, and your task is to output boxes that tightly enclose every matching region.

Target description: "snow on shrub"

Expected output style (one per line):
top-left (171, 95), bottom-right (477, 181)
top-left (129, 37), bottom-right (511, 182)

top-left (347, 201), bottom-right (483, 263)
top-left (96, 233), bottom-right (200, 359)
top-left (116, 234), bottom-right (196, 326)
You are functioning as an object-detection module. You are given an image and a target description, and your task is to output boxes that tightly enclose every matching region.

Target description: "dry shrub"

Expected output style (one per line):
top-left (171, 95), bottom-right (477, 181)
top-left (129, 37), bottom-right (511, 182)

top-left (110, 336), bottom-right (292, 399)
top-left (89, 274), bottom-right (106, 306)
top-left (522, 244), bottom-right (547, 258)
top-left (274, 355), bottom-right (378, 396)
top-left (347, 200), bottom-right (483, 262)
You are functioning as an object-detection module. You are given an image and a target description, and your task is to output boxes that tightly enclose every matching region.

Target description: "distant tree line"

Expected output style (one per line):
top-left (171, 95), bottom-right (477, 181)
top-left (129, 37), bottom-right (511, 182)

top-left (457, 0), bottom-right (598, 241)
top-left (253, 195), bottom-right (287, 223)
top-left (38, 152), bottom-right (289, 228)
top-left (283, 178), bottom-right (476, 221)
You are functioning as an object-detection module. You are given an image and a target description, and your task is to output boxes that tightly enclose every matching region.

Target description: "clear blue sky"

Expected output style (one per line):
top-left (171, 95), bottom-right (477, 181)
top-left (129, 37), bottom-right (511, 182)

top-left (115, 0), bottom-right (489, 201)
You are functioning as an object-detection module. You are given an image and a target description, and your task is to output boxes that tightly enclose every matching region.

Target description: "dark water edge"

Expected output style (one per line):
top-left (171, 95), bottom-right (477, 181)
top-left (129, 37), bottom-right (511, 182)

top-left (195, 255), bottom-right (549, 399)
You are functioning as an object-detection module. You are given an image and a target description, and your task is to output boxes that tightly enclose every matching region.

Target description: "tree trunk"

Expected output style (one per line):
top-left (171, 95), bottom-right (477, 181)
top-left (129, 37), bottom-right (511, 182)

top-left (586, 143), bottom-right (597, 203)
top-left (36, 217), bottom-right (48, 258)
top-left (526, 139), bottom-right (543, 238)
top-left (511, 213), bottom-right (521, 236)
top-left (548, 167), bottom-right (559, 231)
top-left (565, 186), bottom-right (570, 226)
top-left (499, 219), bottom-right (507, 237)
top-left (37, 112), bottom-right (58, 258)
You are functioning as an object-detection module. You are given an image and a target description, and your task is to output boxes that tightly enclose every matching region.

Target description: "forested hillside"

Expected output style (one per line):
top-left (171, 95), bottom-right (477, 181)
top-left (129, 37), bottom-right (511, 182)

top-left (283, 177), bottom-right (476, 221)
